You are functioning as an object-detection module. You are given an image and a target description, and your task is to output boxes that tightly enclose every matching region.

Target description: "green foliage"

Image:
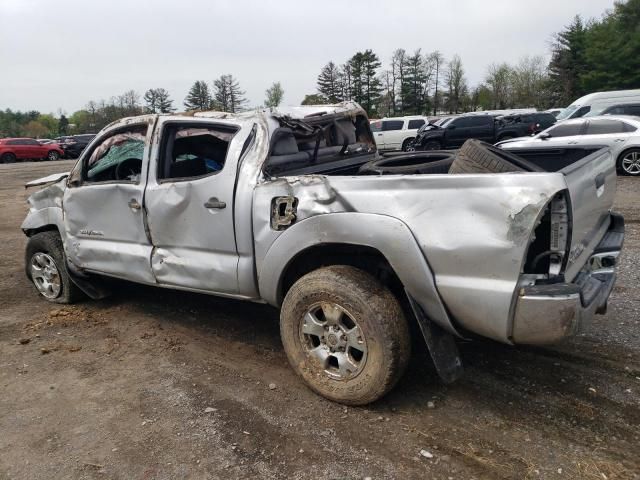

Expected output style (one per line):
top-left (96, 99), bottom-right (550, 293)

top-left (213, 75), bottom-right (247, 113)
top-left (144, 88), bottom-right (174, 113)
top-left (301, 94), bottom-right (326, 105)
top-left (549, 1), bottom-right (640, 105)
top-left (317, 62), bottom-right (343, 103)
top-left (264, 81), bottom-right (284, 108)
top-left (184, 81), bottom-right (212, 111)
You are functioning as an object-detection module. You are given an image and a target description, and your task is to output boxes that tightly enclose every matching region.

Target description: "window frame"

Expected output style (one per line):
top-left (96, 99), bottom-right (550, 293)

top-left (78, 123), bottom-right (150, 186)
top-left (156, 121), bottom-right (239, 184)
top-left (584, 119), bottom-right (629, 135)
top-left (381, 120), bottom-right (404, 132)
top-left (546, 121), bottom-right (586, 138)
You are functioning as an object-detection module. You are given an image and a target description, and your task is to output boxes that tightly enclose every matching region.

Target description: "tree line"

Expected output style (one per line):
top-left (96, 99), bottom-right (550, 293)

top-left (1, 0), bottom-right (637, 137)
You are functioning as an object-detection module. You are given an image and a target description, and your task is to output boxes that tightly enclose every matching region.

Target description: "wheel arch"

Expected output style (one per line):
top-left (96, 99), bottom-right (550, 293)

top-left (21, 207), bottom-right (64, 239)
top-left (257, 212), bottom-right (460, 335)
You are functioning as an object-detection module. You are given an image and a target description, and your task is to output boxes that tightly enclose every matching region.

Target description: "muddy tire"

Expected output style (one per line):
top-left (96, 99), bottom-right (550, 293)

top-left (280, 265), bottom-right (411, 405)
top-left (359, 151), bottom-right (454, 175)
top-left (25, 231), bottom-right (84, 304)
top-left (449, 139), bottom-right (542, 174)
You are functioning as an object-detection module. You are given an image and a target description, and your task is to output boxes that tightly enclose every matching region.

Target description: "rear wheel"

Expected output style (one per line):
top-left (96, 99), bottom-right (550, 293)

top-left (1, 152), bottom-right (16, 164)
top-left (47, 150), bottom-right (60, 161)
top-left (25, 231), bottom-right (84, 304)
top-left (618, 149), bottom-right (640, 176)
top-left (280, 266), bottom-right (411, 405)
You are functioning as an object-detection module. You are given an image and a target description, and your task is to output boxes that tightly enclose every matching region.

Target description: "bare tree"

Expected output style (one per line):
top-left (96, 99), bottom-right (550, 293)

top-left (445, 55), bottom-right (468, 113)
top-left (428, 51), bottom-right (445, 115)
top-left (486, 63), bottom-right (514, 109)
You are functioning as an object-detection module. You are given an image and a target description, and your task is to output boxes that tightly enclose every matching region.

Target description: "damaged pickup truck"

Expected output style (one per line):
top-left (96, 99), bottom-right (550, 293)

top-left (22, 102), bottom-right (624, 405)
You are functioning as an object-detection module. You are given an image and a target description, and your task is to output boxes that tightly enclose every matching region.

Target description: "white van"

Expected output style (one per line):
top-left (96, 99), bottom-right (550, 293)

top-left (557, 89), bottom-right (640, 120)
top-left (369, 116), bottom-right (429, 151)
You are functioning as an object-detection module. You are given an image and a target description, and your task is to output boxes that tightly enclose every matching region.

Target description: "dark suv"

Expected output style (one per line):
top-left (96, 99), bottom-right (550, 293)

top-left (412, 112), bottom-right (556, 150)
top-left (60, 134), bottom-right (96, 158)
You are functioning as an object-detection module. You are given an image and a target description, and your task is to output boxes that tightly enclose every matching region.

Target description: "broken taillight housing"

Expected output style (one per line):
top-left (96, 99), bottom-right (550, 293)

top-left (522, 191), bottom-right (571, 279)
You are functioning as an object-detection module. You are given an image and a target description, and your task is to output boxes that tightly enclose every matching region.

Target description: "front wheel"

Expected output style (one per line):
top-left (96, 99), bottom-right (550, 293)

top-left (401, 138), bottom-right (415, 152)
top-left (280, 265), bottom-right (411, 405)
top-left (25, 231), bottom-right (84, 304)
top-left (618, 149), bottom-right (640, 176)
top-left (47, 150), bottom-right (60, 161)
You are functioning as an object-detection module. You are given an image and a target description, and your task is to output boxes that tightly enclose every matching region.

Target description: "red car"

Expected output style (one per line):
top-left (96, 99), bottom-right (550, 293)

top-left (0, 138), bottom-right (64, 163)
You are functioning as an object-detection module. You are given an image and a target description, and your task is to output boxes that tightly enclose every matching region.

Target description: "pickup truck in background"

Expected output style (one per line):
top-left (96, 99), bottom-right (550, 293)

top-left (21, 102), bottom-right (624, 405)
top-left (412, 112), bottom-right (556, 150)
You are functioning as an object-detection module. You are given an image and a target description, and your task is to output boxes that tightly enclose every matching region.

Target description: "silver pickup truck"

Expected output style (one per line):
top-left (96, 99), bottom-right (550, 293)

top-left (22, 102), bottom-right (624, 405)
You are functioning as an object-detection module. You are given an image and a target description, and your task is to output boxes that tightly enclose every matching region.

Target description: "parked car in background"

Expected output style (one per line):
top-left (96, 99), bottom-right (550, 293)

top-left (411, 112), bottom-right (554, 150)
top-left (370, 116), bottom-right (429, 151)
top-left (592, 103), bottom-right (640, 118)
top-left (37, 139), bottom-right (55, 145)
top-left (498, 115), bottom-right (640, 176)
top-left (0, 138), bottom-right (64, 163)
top-left (59, 134), bottom-right (96, 158)
top-left (556, 89), bottom-right (640, 121)
top-left (545, 108), bottom-right (565, 118)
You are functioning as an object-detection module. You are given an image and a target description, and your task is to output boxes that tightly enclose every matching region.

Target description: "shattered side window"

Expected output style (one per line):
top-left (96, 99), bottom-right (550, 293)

top-left (85, 126), bottom-right (148, 183)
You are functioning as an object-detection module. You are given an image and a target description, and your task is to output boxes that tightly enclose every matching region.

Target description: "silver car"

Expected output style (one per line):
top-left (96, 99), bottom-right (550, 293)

top-left (498, 115), bottom-right (640, 176)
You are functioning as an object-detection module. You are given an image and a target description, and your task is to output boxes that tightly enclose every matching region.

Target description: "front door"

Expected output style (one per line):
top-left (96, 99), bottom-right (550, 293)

top-left (143, 118), bottom-right (246, 295)
top-left (62, 122), bottom-right (155, 284)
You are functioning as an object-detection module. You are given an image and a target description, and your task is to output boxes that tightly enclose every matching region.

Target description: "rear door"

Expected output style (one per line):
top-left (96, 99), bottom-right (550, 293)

top-left (143, 117), bottom-right (251, 295)
top-left (582, 119), bottom-right (636, 150)
top-left (381, 120), bottom-right (405, 150)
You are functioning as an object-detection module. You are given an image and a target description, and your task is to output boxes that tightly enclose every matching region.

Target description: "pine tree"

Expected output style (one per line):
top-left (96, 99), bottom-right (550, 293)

top-left (402, 49), bottom-right (427, 114)
top-left (184, 81), bottom-right (212, 111)
top-left (213, 75), bottom-right (247, 113)
top-left (317, 62), bottom-right (343, 103)
top-left (347, 50), bottom-right (382, 116)
top-left (548, 16), bottom-right (588, 106)
top-left (145, 88), bottom-right (174, 113)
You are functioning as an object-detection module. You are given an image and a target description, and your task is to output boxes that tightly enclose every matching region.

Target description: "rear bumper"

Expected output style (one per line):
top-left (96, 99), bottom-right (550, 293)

top-left (512, 212), bottom-right (624, 345)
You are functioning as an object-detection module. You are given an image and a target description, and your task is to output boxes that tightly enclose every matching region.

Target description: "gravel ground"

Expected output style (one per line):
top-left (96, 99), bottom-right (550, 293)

top-left (0, 160), bottom-right (638, 480)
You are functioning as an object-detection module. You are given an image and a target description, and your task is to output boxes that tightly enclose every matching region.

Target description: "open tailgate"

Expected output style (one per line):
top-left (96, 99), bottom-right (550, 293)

top-left (561, 147), bottom-right (617, 281)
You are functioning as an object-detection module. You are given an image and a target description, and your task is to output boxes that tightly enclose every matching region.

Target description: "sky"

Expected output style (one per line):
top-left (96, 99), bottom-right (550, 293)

top-left (0, 0), bottom-right (617, 114)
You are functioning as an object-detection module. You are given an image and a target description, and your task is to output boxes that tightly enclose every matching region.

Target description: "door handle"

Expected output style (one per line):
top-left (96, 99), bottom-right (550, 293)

top-left (128, 198), bottom-right (141, 210)
top-left (614, 138), bottom-right (625, 142)
top-left (595, 172), bottom-right (606, 189)
top-left (204, 197), bottom-right (226, 209)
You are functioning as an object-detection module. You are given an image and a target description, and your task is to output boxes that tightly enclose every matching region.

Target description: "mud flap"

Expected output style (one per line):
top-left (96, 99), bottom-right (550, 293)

top-left (67, 262), bottom-right (111, 300)
top-left (407, 294), bottom-right (464, 384)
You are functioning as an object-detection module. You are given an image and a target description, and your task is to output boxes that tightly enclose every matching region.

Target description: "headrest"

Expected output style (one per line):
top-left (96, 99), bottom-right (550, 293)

top-left (271, 128), bottom-right (299, 155)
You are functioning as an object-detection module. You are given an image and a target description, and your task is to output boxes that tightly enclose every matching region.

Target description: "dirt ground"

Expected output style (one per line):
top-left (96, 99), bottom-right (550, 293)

top-left (1, 160), bottom-right (639, 480)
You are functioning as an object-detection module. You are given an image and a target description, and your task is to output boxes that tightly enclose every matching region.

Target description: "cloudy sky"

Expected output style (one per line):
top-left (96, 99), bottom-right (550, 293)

top-left (0, 0), bottom-right (615, 114)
